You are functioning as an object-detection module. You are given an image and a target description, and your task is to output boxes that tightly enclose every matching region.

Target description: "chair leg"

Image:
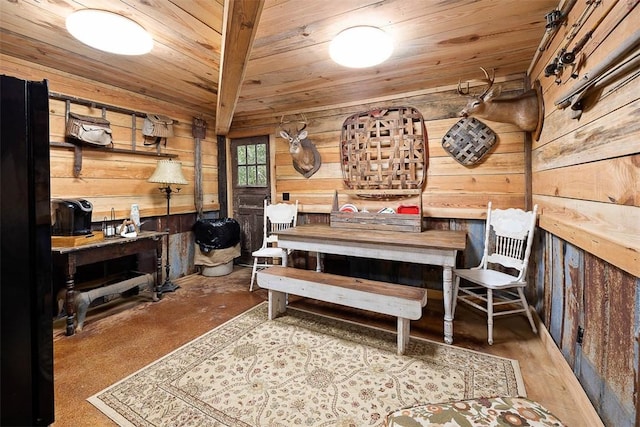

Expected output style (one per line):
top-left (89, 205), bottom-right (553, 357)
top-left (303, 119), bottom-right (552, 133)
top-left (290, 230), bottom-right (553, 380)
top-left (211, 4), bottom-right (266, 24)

top-left (518, 288), bottom-right (538, 334)
top-left (452, 275), bottom-right (461, 317)
top-left (487, 289), bottom-right (494, 345)
top-left (250, 258), bottom-right (259, 292)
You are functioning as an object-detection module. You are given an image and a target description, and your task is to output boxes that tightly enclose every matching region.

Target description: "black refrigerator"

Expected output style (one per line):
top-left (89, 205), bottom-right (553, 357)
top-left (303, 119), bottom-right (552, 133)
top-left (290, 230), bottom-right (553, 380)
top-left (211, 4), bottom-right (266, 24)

top-left (1, 75), bottom-right (55, 425)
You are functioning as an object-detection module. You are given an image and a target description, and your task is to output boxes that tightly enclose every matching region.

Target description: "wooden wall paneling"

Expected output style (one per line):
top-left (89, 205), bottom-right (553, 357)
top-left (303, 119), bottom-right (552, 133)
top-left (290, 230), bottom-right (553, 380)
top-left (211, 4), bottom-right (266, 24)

top-left (424, 174), bottom-right (526, 194)
top-left (533, 95), bottom-right (639, 171)
top-left (549, 235), bottom-right (565, 345)
top-left (533, 230), bottom-right (547, 316)
top-left (560, 242), bottom-right (583, 367)
top-left (535, 67), bottom-right (639, 152)
top-left (535, 195), bottom-right (640, 277)
top-left (235, 77), bottom-right (529, 219)
top-left (601, 265), bottom-right (638, 427)
top-left (531, 1), bottom-right (640, 111)
top-left (1, 55), bottom-right (221, 225)
top-left (579, 256), bottom-right (607, 422)
top-left (533, 155), bottom-right (640, 206)
top-left (542, 232), bottom-right (553, 327)
top-left (580, 253), bottom-right (638, 427)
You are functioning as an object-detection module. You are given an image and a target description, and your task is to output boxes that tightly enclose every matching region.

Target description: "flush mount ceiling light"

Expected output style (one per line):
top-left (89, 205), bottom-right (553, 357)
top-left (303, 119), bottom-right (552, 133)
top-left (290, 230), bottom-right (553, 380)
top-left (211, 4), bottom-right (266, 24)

top-left (66, 9), bottom-right (153, 55)
top-left (329, 26), bottom-right (393, 68)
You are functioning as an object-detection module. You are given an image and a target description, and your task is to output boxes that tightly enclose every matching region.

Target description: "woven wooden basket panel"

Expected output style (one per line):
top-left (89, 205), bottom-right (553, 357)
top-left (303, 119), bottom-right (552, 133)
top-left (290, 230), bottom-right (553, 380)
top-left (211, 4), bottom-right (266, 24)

top-left (441, 117), bottom-right (496, 165)
top-left (341, 107), bottom-right (428, 196)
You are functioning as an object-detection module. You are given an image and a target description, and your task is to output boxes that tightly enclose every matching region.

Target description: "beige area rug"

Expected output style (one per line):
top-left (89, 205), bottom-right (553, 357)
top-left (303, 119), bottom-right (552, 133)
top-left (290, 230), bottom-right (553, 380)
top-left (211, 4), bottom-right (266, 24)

top-left (89, 302), bottom-right (525, 426)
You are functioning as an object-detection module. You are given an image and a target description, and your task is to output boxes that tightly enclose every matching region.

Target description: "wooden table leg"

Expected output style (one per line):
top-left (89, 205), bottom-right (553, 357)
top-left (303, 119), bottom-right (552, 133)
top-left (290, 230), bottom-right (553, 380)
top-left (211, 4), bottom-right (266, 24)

top-left (64, 255), bottom-right (77, 336)
top-left (64, 275), bottom-right (75, 336)
top-left (155, 236), bottom-right (163, 299)
top-left (442, 266), bottom-right (454, 344)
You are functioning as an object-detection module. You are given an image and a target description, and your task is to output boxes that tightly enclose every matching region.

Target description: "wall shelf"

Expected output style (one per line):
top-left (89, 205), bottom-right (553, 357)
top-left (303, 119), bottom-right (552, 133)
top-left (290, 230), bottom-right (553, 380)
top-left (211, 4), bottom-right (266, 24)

top-left (50, 141), bottom-right (177, 158)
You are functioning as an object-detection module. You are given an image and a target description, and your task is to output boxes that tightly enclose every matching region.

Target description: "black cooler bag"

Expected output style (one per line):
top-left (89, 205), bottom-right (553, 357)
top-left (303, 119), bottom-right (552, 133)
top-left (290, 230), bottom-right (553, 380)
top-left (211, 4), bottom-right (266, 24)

top-left (193, 218), bottom-right (241, 253)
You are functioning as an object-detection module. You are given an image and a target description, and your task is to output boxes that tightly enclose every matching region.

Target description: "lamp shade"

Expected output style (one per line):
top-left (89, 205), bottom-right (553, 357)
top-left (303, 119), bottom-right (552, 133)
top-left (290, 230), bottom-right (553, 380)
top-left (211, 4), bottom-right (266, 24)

top-left (148, 159), bottom-right (188, 185)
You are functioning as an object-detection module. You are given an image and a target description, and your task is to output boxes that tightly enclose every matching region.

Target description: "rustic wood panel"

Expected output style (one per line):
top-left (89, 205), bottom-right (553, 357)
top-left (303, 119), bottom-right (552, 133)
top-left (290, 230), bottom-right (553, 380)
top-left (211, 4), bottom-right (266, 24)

top-left (529, 2), bottom-right (639, 424)
top-left (232, 75), bottom-right (530, 218)
top-left (532, 96), bottom-right (640, 171)
top-left (0, 57), bottom-right (220, 227)
top-left (532, 0), bottom-right (640, 122)
top-left (533, 230), bottom-right (638, 427)
top-left (581, 253), bottom-right (638, 427)
top-left (529, 0), bottom-right (640, 280)
top-left (548, 236), bottom-right (565, 343)
top-left (533, 156), bottom-right (640, 206)
top-left (536, 195), bottom-right (639, 277)
top-left (560, 243), bottom-right (583, 367)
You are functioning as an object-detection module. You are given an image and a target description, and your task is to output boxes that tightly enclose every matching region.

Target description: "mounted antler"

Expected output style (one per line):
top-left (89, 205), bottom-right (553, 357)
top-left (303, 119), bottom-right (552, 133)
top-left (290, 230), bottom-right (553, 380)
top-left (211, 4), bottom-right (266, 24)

top-left (457, 67), bottom-right (541, 133)
top-left (279, 114), bottom-right (307, 137)
top-left (279, 114), bottom-right (321, 178)
top-left (457, 67), bottom-right (497, 99)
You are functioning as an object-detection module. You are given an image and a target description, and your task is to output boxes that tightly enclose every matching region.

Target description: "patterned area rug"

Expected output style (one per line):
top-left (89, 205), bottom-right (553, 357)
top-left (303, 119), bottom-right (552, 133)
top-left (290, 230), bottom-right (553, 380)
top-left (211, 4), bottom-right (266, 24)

top-left (89, 303), bottom-right (525, 426)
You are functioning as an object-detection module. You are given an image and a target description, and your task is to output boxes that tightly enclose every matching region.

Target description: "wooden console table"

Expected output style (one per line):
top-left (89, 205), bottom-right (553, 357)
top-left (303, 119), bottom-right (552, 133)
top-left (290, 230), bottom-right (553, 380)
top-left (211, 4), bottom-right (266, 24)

top-left (275, 224), bottom-right (467, 344)
top-left (51, 231), bottom-right (166, 336)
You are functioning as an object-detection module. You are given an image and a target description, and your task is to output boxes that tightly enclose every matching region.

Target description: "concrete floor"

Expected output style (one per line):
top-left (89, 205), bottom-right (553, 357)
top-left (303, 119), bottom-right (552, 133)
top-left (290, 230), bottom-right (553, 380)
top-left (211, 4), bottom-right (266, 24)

top-left (52, 266), bottom-right (600, 426)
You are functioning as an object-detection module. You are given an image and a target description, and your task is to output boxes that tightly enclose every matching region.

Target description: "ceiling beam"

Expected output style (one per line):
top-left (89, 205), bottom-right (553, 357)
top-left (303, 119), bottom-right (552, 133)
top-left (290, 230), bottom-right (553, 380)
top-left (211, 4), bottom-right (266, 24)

top-left (215, 0), bottom-right (264, 135)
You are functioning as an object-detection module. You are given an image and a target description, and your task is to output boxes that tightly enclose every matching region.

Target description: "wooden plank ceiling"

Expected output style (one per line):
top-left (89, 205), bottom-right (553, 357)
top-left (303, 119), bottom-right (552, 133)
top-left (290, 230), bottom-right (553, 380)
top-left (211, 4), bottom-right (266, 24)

top-left (0, 0), bottom-right (557, 134)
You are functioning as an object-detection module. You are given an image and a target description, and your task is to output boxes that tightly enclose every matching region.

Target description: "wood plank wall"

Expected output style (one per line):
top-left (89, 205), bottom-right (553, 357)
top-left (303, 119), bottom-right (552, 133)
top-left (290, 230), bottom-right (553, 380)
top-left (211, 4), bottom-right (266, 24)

top-left (229, 76), bottom-right (530, 218)
top-left (1, 54), bottom-right (219, 220)
top-left (529, 1), bottom-right (639, 426)
top-left (1, 53), bottom-right (218, 279)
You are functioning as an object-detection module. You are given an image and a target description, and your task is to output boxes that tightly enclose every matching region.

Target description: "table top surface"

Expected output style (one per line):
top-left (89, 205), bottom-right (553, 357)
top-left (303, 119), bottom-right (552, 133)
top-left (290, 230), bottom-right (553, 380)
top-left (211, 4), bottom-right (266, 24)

top-left (51, 230), bottom-right (167, 253)
top-left (277, 224), bottom-right (467, 251)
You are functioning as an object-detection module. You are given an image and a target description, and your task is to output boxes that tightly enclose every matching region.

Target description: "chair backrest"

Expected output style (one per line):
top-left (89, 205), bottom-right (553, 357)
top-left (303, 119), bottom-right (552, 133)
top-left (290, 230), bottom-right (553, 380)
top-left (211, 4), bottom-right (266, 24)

top-left (263, 199), bottom-right (298, 244)
top-left (480, 202), bottom-right (538, 280)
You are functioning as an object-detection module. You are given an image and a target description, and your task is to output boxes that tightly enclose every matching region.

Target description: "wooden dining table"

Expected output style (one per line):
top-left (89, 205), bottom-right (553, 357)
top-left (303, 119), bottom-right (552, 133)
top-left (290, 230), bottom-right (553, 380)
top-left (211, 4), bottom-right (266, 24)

top-left (275, 223), bottom-right (467, 344)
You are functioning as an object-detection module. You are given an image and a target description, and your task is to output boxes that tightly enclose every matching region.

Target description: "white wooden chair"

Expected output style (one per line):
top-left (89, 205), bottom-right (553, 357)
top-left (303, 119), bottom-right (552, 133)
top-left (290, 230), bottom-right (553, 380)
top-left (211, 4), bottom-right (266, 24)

top-left (250, 199), bottom-right (298, 291)
top-left (452, 202), bottom-right (538, 344)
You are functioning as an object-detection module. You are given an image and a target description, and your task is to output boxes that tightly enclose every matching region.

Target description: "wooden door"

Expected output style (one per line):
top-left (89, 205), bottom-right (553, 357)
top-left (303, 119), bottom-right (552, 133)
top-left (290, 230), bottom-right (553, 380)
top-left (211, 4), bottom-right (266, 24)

top-left (231, 136), bottom-right (270, 264)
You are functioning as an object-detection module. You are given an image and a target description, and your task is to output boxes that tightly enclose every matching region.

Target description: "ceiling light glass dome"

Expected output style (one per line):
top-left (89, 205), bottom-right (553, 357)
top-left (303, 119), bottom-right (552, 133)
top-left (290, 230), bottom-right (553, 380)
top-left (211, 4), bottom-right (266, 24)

top-left (329, 26), bottom-right (393, 68)
top-left (66, 9), bottom-right (153, 55)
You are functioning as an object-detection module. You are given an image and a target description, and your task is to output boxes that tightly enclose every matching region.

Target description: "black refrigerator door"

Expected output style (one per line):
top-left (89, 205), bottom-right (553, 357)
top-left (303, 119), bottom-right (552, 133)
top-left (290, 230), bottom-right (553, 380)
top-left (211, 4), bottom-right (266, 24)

top-left (1, 75), bottom-right (55, 425)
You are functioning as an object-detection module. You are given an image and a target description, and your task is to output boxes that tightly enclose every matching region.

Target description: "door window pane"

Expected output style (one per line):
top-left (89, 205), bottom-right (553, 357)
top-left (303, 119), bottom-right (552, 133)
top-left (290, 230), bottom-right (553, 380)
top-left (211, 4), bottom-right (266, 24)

top-left (237, 166), bottom-right (247, 186)
top-left (257, 143), bottom-right (266, 163)
top-left (235, 142), bottom-right (267, 187)
top-left (257, 164), bottom-right (266, 185)
top-left (247, 145), bottom-right (256, 164)
top-left (237, 146), bottom-right (246, 165)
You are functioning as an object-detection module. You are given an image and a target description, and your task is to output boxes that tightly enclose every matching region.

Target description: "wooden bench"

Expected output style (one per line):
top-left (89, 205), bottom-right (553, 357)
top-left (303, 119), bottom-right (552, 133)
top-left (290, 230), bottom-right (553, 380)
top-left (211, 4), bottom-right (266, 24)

top-left (256, 266), bottom-right (428, 355)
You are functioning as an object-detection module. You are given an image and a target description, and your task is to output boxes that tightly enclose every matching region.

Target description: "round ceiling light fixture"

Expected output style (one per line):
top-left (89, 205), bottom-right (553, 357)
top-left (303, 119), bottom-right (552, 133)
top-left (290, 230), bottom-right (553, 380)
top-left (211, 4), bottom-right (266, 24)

top-left (66, 9), bottom-right (153, 55)
top-left (329, 26), bottom-right (393, 68)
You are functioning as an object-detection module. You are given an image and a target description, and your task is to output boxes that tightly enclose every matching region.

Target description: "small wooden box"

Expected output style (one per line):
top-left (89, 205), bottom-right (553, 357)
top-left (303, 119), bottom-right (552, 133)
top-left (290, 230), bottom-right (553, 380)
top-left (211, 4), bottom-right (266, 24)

top-left (330, 211), bottom-right (422, 232)
top-left (329, 190), bottom-right (424, 233)
top-left (51, 231), bottom-right (104, 247)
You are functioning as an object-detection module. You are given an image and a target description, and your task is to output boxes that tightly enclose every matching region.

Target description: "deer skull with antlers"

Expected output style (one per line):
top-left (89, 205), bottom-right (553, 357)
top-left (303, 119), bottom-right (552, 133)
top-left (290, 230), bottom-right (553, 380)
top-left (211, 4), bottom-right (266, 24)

top-left (279, 115), bottom-right (322, 178)
top-left (458, 67), bottom-right (541, 133)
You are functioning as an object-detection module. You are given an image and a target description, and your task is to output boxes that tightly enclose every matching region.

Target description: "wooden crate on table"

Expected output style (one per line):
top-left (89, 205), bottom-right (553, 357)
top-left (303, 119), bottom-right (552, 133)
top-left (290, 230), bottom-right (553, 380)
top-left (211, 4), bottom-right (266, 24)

top-left (330, 190), bottom-right (424, 233)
